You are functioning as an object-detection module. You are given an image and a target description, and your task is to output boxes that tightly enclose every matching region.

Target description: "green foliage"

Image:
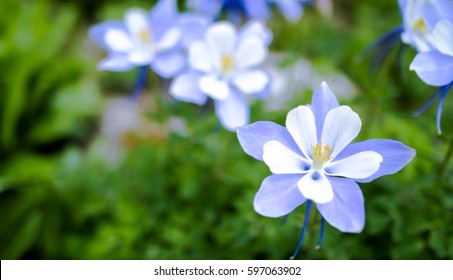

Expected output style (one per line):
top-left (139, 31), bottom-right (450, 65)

top-left (1, 0), bottom-right (453, 260)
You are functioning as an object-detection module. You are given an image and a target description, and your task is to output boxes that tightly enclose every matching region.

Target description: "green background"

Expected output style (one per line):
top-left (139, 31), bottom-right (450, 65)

top-left (1, 0), bottom-right (452, 259)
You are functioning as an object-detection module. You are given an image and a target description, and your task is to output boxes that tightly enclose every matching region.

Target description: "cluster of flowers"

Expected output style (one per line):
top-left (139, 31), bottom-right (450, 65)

top-left (399, 0), bottom-right (453, 133)
top-left (89, 0), bottom-right (416, 258)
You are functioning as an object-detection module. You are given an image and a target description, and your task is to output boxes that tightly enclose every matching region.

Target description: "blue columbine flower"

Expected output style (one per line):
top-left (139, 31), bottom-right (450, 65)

top-left (169, 20), bottom-right (272, 131)
top-left (187, 0), bottom-right (313, 23)
top-left (89, 0), bottom-right (186, 78)
top-left (237, 82), bottom-right (415, 258)
top-left (407, 0), bottom-right (453, 133)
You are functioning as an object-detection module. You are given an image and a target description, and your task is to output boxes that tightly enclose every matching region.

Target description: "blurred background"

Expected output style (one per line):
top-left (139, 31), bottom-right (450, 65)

top-left (1, 0), bottom-right (452, 259)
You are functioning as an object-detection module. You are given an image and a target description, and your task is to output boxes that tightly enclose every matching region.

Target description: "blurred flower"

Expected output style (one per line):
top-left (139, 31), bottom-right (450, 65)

top-left (187, 0), bottom-right (313, 22)
top-left (170, 20), bottom-right (272, 131)
top-left (237, 82), bottom-right (415, 258)
top-left (408, 0), bottom-right (453, 133)
top-left (89, 0), bottom-right (186, 78)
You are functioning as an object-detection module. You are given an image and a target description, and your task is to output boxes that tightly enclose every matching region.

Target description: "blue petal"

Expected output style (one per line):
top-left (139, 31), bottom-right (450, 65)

top-left (243, 0), bottom-right (270, 19)
top-left (214, 89), bottom-right (249, 131)
top-left (310, 81), bottom-right (340, 142)
top-left (254, 174), bottom-right (306, 218)
top-left (316, 177), bottom-right (364, 233)
top-left (188, 0), bottom-right (223, 18)
top-left (150, 0), bottom-right (179, 40)
top-left (334, 139), bottom-right (416, 183)
top-left (237, 121), bottom-right (301, 161)
top-left (177, 13), bottom-right (211, 48)
top-left (275, 0), bottom-right (303, 22)
top-left (152, 49), bottom-right (186, 78)
top-left (410, 50), bottom-right (453, 86)
top-left (169, 70), bottom-right (208, 105)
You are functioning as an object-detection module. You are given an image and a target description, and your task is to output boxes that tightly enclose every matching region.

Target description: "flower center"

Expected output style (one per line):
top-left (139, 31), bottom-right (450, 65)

top-left (412, 17), bottom-right (429, 34)
top-left (312, 142), bottom-right (332, 170)
top-left (138, 29), bottom-right (152, 45)
top-left (221, 54), bottom-right (235, 73)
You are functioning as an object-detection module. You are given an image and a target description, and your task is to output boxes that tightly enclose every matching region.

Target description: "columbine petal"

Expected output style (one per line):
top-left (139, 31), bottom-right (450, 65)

top-left (149, 0), bottom-right (178, 39)
top-left (232, 70), bottom-right (270, 94)
top-left (410, 50), bottom-right (453, 86)
top-left (178, 13), bottom-right (211, 48)
top-left (286, 106), bottom-right (318, 159)
top-left (275, 0), bottom-right (303, 22)
top-left (199, 75), bottom-right (229, 100)
top-left (124, 8), bottom-right (149, 38)
top-left (433, 20), bottom-right (453, 57)
top-left (334, 139), bottom-right (416, 183)
top-left (316, 177), bottom-right (365, 233)
top-left (234, 36), bottom-right (268, 70)
top-left (152, 49), bottom-right (185, 78)
top-left (188, 41), bottom-right (214, 73)
top-left (89, 21), bottom-right (131, 52)
top-left (311, 81), bottom-right (340, 141)
top-left (325, 151), bottom-right (383, 179)
top-left (214, 89), bottom-right (249, 131)
top-left (254, 174), bottom-right (306, 218)
top-left (298, 171), bottom-right (333, 204)
top-left (236, 121), bottom-right (302, 161)
top-left (169, 71), bottom-right (208, 105)
top-left (321, 106), bottom-right (361, 158)
top-left (263, 141), bottom-right (310, 174)
top-left (98, 55), bottom-right (134, 71)
top-left (205, 21), bottom-right (237, 55)
top-left (239, 20), bottom-right (272, 45)
top-left (155, 28), bottom-right (181, 52)
top-left (104, 29), bottom-right (135, 53)
top-left (243, 0), bottom-right (270, 19)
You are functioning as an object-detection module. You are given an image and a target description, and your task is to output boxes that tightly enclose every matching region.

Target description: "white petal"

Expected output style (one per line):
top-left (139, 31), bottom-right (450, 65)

top-left (285, 106), bottom-right (318, 160)
top-left (321, 106), bottom-right (361, 158)
top-left (298, 171), bottom-right (333, 204)
top-left (325, 151), bottom-right (383, 179)
top-left (124, 8), bottom-right (149, 37)
top-left (156, 27), bottom-right (181, 52)
top-left (188, 41), bottom-right (213, 72)
top-left (232, 70), bottom-right (270, 94)
top-left (169, 71), bottom-right (207, 105)
top-left (105, 30), bottom-right (135, 52)
top-left (214, 90), bottom-right (249, 131)
top-left (205, 21), bottom-right (237, 55)
top-left (239, 20), bottom-right (272, 45)
top-left (263, 140), bottom-right (310, 174)
top-left (98, 55), bottom-right (134, 71)
top-left (199, 75), bottom-right (229, 100)
top-left (128, 50), bottom-right (152, 65)
top-left (234, 36), bottom-right (268, 69)
top-left (433, 20), bottom-right (453, 57)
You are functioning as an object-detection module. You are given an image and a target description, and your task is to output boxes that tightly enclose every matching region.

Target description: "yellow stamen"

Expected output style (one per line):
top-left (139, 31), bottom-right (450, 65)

top-left (412, 17), bottom-right (429, 34)
top-left (312, 142), bottom-right (332, 170)
top-left (138, 29), bottom-right (152, 44)
top-left (221, 54), bottom-right (234, 73)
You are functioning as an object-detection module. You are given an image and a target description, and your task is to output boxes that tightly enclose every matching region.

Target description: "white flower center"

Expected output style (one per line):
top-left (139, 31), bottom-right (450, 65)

top-left (312, 142), bottom-right (332, 170)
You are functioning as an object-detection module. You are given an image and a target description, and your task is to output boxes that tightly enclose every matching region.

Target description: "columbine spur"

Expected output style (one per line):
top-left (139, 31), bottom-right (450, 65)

top-left (237, 82), bottom-right (415, 258)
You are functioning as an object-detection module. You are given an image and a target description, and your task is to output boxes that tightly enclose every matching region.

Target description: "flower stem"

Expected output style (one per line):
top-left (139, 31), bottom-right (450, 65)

top-left (131, 66), bottom-right (149, 102)
top-left (315, 216), bottom-right (325, 249)
top-left (291, 200), bottom-right (312, 260)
